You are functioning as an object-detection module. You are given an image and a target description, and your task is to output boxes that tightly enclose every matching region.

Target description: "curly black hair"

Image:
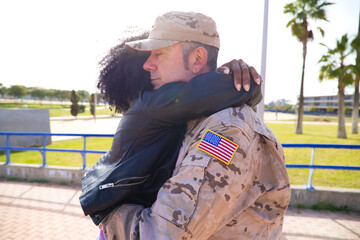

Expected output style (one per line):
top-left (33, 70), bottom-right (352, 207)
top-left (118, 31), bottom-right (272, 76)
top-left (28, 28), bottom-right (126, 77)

top-left (97, 32), bottom-right (152, 113)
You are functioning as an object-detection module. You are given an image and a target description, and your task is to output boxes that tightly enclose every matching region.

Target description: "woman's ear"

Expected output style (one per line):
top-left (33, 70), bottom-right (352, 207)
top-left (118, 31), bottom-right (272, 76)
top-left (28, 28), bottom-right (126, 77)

top-left (190, 47), bottom-right (208, 74)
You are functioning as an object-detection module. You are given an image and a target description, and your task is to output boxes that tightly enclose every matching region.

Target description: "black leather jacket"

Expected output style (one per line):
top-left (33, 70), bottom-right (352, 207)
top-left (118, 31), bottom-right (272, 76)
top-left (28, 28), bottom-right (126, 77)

top-left (79, 72), bottom-right (262, 225)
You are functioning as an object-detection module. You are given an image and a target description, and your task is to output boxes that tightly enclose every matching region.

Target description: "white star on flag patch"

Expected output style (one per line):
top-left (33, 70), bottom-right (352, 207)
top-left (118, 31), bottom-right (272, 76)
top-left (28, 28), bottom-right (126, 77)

top-left (196, 129), bottom-right (238, 165)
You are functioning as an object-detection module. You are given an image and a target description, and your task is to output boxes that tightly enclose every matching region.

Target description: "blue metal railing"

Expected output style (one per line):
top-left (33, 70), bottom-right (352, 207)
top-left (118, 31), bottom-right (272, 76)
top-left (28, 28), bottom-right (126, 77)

top-left (282, 143), bottom-right (360, 189)
top-left (0, 132), bottom-right (112, 170)
top-left (1, 132), bottom-right (360, 189)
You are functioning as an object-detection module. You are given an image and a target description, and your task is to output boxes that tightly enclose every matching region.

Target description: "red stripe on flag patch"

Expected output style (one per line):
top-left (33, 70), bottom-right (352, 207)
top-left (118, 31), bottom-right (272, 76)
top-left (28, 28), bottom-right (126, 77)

top-left (196, 129), bottom-right (238, 165)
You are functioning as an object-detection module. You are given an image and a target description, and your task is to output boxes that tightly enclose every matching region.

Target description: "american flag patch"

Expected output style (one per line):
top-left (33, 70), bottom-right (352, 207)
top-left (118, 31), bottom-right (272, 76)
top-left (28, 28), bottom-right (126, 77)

top-left (196, 129), bottom-right (238, 165)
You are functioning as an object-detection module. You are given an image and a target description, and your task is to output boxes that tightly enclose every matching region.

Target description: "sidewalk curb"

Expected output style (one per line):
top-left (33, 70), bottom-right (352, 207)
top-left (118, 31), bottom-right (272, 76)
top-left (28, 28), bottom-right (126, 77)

top-left (0, 163), bottom-right (86, 185)
top-left (1, 163), bottom-right (359, 211)
top-left (289, 185), bottom-right (360, 211)
top-left (50, 114), bottom-right (122, 121)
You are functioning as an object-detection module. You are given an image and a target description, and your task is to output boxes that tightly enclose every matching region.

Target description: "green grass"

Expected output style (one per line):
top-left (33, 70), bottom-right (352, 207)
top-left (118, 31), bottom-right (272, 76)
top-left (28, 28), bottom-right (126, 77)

top-left (267, 123), bottom-right (360, 189)
top-left (302, 114), bottom-right (353, 123)
top-left (1, 122), bottom-right (359, 188)
top-left (0, 102), bottom-right (70, 109)
top-left (267, 123), bottom-right (360, 144)
top-left (49, 108), bottom-right (115, 117)
top-left (0, 137), bottom-right (113, 168)
top-left (310, 201), bottom-right (350, 212)
top-left (0, 102), bottom-right (116, 117)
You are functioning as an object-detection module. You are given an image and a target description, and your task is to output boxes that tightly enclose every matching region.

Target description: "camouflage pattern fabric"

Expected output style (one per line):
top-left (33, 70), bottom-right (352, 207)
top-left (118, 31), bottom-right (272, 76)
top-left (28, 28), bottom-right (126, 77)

top-left (126, 11), bottom-right (220, 51)
top-left (102, 105), bottom-right (291, 239)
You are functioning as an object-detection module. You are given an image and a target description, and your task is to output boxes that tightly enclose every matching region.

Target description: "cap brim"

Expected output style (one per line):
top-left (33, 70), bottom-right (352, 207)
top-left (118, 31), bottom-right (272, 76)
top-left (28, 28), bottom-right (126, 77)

top-left (125, 39), bottom-right (179, 51)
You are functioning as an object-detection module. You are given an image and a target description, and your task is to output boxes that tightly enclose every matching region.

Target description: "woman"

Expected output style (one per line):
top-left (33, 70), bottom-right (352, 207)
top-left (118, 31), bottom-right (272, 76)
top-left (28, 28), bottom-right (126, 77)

top-left (80, 33), bottom-right (262, 226)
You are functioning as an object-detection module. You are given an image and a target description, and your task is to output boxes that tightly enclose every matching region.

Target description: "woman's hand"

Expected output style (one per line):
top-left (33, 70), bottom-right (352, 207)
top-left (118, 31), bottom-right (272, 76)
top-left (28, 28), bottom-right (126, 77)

top-left (217, 59), bottom-right (262, 91)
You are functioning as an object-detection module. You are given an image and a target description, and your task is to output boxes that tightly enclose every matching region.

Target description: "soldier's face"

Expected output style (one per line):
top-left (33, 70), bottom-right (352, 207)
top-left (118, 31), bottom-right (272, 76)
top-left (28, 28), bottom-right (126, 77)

top-left (143, 43), bottom-right (193, 89)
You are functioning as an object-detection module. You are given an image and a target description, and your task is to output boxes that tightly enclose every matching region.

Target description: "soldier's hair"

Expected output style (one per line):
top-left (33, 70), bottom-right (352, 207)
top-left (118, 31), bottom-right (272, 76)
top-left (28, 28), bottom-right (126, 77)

top-left (180, 42), bottom-right (218, 72)
top-left (97, 32), bottom-right (152, 113)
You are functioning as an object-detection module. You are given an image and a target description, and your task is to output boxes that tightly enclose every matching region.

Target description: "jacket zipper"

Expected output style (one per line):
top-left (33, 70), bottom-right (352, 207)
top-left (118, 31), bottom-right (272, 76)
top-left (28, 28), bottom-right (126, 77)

top-left (99, 175), bottom-right (150, 190)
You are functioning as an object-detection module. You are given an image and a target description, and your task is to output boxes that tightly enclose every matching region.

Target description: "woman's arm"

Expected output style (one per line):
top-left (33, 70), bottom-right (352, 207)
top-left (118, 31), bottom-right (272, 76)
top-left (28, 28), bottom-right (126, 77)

top-left (218, 59), bottom-right (262, 91)
top-left (142, 72), bottom-right (262, 126)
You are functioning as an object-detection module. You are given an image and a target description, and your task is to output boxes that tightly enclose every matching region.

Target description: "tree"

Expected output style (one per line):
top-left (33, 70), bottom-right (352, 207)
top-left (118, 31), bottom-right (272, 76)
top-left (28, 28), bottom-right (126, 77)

top-left (30, 88), bottom-right (47, 103)
top-left (319, 34), bottom-right (354, 139)
top-left (326, 106), bottom-right (335, 113)
top-left (8, 85), bottom-right (27, 99)
top-left (266, 99), bottom-right (294, 112)
top-left (351, 12), bottom-right (360, 134)
top-left (77, 90), bottom-right (90, 103)
top-left (344, 106), bottom-right (351, 116)
top-left (309, 105), bottom-right (316, 112)
top-left (58, 90), bottom-right (71, 104)
top-left (45, 89), bottom-right (56, 102)
top-left (53, 90), bottom-right (63, 102)
top-left (70, 90), bottom-right (79, 117)
top-left (52, 90), bottom-right (71, 104)
top-left (0, 83), bottom-right (6, 97)
top-left (90, 93), bottom-right (96, 117)
top-left (284, 0), bottom-right (333, 134)
top-left (275, 99), bottom-right (291, 106)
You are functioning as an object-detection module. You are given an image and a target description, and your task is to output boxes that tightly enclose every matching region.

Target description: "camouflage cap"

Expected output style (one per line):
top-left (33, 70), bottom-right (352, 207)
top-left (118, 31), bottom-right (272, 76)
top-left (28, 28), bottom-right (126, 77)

top-left (126, 11), bottom-right (220, 51)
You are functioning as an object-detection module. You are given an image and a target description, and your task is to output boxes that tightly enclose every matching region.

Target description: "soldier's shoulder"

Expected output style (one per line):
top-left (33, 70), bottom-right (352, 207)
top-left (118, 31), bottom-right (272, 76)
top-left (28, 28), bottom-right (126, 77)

top-left (206, 105), bottom-right (256, 128)
top-left (208, 106), bottom-right (279, 143)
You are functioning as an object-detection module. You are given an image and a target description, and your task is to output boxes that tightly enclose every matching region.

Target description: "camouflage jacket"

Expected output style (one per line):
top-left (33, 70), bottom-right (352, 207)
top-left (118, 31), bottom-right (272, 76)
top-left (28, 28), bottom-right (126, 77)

top-left (101, 105), bottom-right (291, 240)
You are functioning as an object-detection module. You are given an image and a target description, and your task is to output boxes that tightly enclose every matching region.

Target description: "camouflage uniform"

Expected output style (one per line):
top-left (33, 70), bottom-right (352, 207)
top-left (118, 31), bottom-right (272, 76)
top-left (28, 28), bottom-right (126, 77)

top-left (102, 105), bottom-right (291, 239)
top-left (126, 11), bottom-right (220, 51)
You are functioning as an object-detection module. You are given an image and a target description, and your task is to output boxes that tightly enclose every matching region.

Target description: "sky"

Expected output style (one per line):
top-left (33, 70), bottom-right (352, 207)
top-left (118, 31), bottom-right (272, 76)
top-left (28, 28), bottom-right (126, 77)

top-left (0, 0), bottom-right (359, 104)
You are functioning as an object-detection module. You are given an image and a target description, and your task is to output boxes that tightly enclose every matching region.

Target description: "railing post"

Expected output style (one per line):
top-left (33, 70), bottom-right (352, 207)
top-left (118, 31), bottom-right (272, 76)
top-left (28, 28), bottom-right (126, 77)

top-left (41, 135), bottom-right (47, 167)
top-left (5, 134), bottom-right (11, 165)
top-left (306, 147), bottom-right (316, 190)
top-left (82, 136), bottom-right (87, 170)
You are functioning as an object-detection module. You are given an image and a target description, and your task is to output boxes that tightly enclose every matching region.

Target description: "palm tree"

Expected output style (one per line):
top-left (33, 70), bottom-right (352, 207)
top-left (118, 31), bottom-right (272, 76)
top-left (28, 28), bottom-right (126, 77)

top-left (284, 0), bottom-right (333, 134)
top-left (318, 34), bottom-right (354, 139)
top-left (351, 12), bottom-right (360, 134)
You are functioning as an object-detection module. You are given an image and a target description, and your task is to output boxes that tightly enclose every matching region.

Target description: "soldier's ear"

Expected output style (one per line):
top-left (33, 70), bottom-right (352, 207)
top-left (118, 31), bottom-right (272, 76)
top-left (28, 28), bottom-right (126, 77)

top-left (190, 47), bottom-right (208, 74)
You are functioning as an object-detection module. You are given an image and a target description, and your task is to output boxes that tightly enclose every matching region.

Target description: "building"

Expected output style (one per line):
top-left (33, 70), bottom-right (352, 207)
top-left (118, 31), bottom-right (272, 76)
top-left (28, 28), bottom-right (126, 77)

top-left (304, 94), bottom-right (360, 114)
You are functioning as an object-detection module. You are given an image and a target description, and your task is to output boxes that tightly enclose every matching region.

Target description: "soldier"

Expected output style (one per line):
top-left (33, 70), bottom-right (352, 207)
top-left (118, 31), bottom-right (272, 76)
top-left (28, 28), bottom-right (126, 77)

top-left (101, 11), bottom-right (291, 239)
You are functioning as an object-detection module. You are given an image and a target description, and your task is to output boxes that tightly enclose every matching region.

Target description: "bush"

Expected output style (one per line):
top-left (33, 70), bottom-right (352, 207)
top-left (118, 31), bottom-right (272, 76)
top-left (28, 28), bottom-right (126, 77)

top-left (309, 105), bottom-right (317, 112)
top-left (344, 106), bottom-right (351, 115)
top-left (90, 93), bottom-right (96, 116)
top-left (70, 90), bottom-right (79, 117)
top-left (326, 106), bottom-right (335, 113)
top-left (79, 105), bottom-right (85, 113)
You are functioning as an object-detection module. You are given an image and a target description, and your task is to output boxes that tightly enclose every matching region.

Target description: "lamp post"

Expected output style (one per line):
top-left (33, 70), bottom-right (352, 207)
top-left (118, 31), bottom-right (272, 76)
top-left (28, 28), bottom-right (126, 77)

top-left (257, 0), bottom-right (269, 120)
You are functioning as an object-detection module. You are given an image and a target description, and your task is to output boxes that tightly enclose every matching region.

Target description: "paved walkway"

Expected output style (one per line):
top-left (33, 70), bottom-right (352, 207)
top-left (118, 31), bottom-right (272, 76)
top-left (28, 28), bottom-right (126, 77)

top-left (2, 112), bottom-right (359, 239)
top-left (1, 180), bottom-right (359, 240)
top-left (49, 112), bottom-right (352, 142)
top-left (50, 115), bottom-right (122, 141)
